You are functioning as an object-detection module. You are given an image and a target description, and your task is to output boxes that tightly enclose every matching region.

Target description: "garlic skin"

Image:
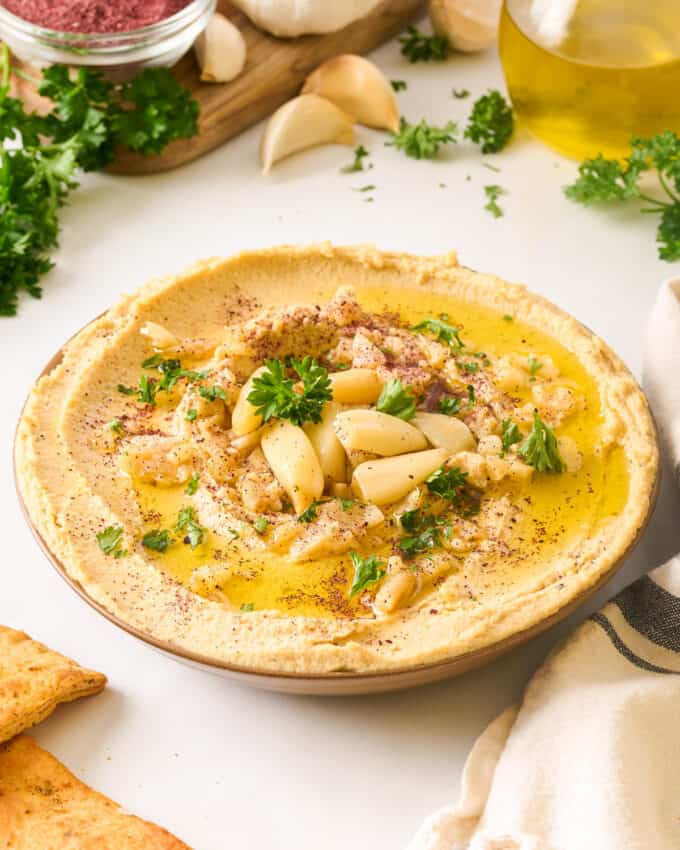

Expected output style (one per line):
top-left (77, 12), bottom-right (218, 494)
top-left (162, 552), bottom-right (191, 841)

top-left (261, 94), bottom-right (355, 174)
top-left (231, 0), bottom-right (383, 37)
top-left (430, 0), bottom-right (502, 52)
top-left (301, 54), bottom-right (400, 133)
top-left (194, 12), bottom-right (247, 83)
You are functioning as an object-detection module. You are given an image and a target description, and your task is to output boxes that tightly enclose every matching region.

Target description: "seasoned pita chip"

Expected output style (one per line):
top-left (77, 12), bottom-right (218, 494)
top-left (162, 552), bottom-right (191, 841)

top-left (0, 736), bottom-right (192, 848)
top-left (0, 626), bottom-right (106, 744)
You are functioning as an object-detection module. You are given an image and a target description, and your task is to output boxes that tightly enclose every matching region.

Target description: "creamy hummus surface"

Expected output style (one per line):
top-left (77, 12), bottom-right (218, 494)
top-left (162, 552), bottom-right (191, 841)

top-left (15, 246), bottom-right (658, 674)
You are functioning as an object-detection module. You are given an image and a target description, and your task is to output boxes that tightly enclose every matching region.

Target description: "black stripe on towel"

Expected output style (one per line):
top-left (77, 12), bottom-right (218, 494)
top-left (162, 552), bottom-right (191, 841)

top-left (590, 613), bottom-right (679, 675)
top-left (614, 577), bottom-right (680, 653)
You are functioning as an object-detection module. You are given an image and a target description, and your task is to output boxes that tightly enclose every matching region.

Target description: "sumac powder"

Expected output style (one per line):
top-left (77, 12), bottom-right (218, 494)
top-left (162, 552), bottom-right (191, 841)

top-left (1, 0), bottom-right (194, 33)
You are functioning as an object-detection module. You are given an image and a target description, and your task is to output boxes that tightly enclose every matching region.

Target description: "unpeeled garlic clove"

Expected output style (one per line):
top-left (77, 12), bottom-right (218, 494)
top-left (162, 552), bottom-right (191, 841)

top-left (301, 54), bottom-right (400, 133)
top-left (260, 94), bottom-right (355, 174)
top-left (429, 0), bottom-right (502, 53)
top-left (194, 12), bottom-right (247, 83)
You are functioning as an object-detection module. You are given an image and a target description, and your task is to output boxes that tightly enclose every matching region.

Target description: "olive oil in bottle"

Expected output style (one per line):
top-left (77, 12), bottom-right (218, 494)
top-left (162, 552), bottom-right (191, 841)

top-left (499, 0), bottom-right (680, 160)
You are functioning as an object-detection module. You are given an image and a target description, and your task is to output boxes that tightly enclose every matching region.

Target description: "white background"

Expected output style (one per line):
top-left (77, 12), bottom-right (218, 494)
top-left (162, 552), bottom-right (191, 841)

top-left (2, 31), bottom-right (680, 850)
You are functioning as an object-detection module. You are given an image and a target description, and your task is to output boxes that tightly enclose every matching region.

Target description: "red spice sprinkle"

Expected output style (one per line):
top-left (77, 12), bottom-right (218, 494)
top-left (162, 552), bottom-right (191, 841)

top-left (2, 0), bottom-right (193, 33)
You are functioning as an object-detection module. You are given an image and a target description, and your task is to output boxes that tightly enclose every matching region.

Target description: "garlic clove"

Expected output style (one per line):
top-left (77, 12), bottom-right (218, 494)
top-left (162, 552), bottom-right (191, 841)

top-left (194, 12), bottom-right (247, 83)
top-left (260, 94), bottom-right (355, 174)
top-left (429, 0), bottom-right (502, 53)
top-left (301, 54), bottom-right (400, 133)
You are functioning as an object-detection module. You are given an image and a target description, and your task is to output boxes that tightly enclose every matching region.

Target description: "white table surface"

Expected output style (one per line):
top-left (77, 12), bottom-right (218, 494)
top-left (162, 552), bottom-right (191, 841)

top-left (2, 33), bottom-right (680, 850)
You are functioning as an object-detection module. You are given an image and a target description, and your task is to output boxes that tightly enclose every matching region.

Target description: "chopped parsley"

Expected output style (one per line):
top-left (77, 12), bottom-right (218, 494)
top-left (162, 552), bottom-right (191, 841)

top-left (142, 529), bottom-right (171, 553)
top-left (349, 552), bottom-right (385, 597)
top-left (398, 510), bottom-right (442, 559)
top-left (528, 355), bottom-right (543, 379)
top-left (96, 525), bottom-right (126, 558)
top-left (340, 497), bottom-right (357, 511)
top-left (353, 184), bottom-right (376, 192)
top-left (439, 396), bottom-right (462, 416)
top-left (425, 465), bottom-right (467, 502)
top-left (247, 357), bottom-right (332, 427)
top-left (518, 411), bottom-right (564, 473)
top-left (452, 88), bottom-right (470, 99)
top-left (467, 384), bottom-right (476, 406)
top-left (185, 408), bottom-right (197, 421)
top-left (297, 499), bottom-right (331, 523)
top-left (117, 384), bottom-right (135, 396)
top-left (240, 602), bottom-right (255, 612)
top-left (108, 418), bottom-right (124, 435)
top-left (253, 517), bottom-right (269, 534)
top-left (341, 145), bottom-right (370, 173)
top-left (501, 419), bottom-right (522, 454)
top-left (484, 184), bottom-right (506, 218)
top-left (399, 26), bottom-right (451, 62)
top-left (376, 378), bottom-right (417, 420)
top-left (465, 89), bottom-right (514, 154)
top-left (141, 353), bottom-right (163, 369)
top-left (411, 316), bottom-right (465, 350)
top-left (137, 374), bottom-right (158, 406)
top-left (185, 472), bottom-right (199, 495)
top-left (502, 314), bottom-right (514, 322)
top-left (389, 118), bottom-right (458, 160)
top-left (459, 361), bottom-right (479, 374)
top-left (198, 385), bottom-right (227, 402)
top-left (175, 506), bottom-right (205, 548)
top-left (391, 79), bottom-right (408, 92)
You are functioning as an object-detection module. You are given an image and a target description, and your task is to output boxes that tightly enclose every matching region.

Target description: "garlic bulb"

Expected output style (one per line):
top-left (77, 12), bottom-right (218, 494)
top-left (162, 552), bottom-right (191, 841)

top-left (230, 0), bottom-right (382, 37)
top-left (430, 0), bottom-right (502, 52)
top-left (194, 12), bottom-right (247, 83)
top-left (301, 54), bottom-right (400, 133)
top-left (261, 94), bottom-right (355, 174)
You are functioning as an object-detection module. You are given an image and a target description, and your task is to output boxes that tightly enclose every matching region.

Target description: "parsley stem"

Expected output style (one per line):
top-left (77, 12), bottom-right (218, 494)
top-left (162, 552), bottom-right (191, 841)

top-left (638, 193), bottom-right (669, 207)
top-left (0, 43), bottom-right (9, 89)
top-left (657, 171), bottom-right (680, 204)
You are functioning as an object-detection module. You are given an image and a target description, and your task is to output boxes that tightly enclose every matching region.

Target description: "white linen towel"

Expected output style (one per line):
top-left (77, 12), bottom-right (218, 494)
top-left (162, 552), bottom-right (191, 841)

top-left (410, 279), bottom-right (680, 850)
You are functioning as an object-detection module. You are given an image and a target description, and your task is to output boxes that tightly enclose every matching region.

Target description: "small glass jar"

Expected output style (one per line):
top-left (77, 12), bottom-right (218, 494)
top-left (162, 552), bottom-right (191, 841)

top-left (0, 0), bottom-right (216, 77)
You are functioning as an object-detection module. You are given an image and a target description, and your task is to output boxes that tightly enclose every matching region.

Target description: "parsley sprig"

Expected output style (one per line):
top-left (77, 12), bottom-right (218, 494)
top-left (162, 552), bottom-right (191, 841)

top-left (411, 315), bottom-right (465, 350)
top-left (349, 552), bottom-right (385, 597)
top-left (465, 90), bottom-right (514, 154)
top-left (398, 26), bottom-right (451, 62)
top-left (341, 145), bottom-right (370, 173)
top-left (0, 45), bottom-right (199, 316)
top-left (96, 525), bottom-right (126, 558)
top-left (564, 132), bottom-right (680, 261)
top-left (376, 378), bottom-right (417, 420)
top-left (247, 357), bottom-right (332, 427)
top-left (389, 117), bottom-right (458, 160)
top-left (518, 411), bottom-right (564, 473)
top-left (398, 509), bottom-right (444, 559)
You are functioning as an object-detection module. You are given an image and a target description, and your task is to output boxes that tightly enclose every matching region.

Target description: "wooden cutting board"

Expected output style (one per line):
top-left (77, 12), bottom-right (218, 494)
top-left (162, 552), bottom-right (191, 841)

top-left (12, 0), bottom-right (425, 174)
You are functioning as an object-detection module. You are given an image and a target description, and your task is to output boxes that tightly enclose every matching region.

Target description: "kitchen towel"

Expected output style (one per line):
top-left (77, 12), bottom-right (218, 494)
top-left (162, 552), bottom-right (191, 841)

top-left (409, 278), bottom-right (680, 850)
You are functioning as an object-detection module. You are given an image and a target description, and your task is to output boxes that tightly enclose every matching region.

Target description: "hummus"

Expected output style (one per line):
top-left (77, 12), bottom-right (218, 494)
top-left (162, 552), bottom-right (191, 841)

top-left (15, 245), bottom-right (658, 675)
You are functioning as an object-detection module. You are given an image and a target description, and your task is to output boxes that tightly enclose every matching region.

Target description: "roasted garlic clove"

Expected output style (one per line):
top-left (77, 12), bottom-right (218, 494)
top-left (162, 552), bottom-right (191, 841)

top-left (260, 94), bottom-right (355, 174)
top-left (301, 54), bottom-right (400, 132)
top-left (194, 12), bottom-right (247, 83)
top-left (429, 0), bottom-right (502, 53)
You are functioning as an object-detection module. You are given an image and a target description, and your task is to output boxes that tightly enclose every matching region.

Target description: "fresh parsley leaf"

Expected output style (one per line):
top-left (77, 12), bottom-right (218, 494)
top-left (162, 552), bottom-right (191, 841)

top-left (399, 26), bottom-right (451, 62)
top-left (185, 408), bottom-right (197, 421)
top-left (117, 384), bottom-right (135, 395)
top-left (198, 385), bottom-right (227, 402)
top-left (376, 378), bottom-right (417, 420)
top-left (467, 384), bottom-right (476, 406)
top-left (452, 88), bottom-right (470, 99)
top-left (460, 361), bottom-right (479, 374)
top-left (247, 357), bottom-right (332, 427)
top-left (391, 79), bottom-right (408, 92)
top-left (528, 355), bottom-right (543, 379)
top-left (439, 396), bottom-right (462, 416)
top-left (340, 498), bottom-right (357, 511)
top-left (137, 374), bottom-right (158, 406)
top-left (185, 472), bottom-right (199, 495)
top-left (518, 411), bottom-right (564, 473)
top-left (142, 529), bottom-right (171, 553)
top-left (398, 510), bottom-right (441, 558)
top-left (349, 552), bottom-right (385, 597)
top-left (353, 184), bottom-right (376, 192)
top-left (142, 353), bottom-right (163, 368)
top-left (96, 525), bottom-right (125, 557)
top-left (484, 184), bottom-right (506, 218)
top-left (425, 465), bottom-right (468, 502)
top-left (175, 506), bottom-right (205, 548)
top-left (253, 517), bottom-right (269, 534)
top-left (564, 132), bottom-right (680, 261)
top-left (333, 362), bottom-right (351, 371)
top-left (465, 89), bottom-right (514, 154)
top-left (297, 499), bottom-right (331, 523)
top-left (240, 602), bottom-right (255, 612)
top-left (389, 117), bottom-right (458, 159)
top-left (501, 419), bottom-right (522, 453)
top-left (411, 316), bottom-right (465, 350)
top-left (502, 314), bottom-right (513, 322)
top-left (108, 418), bottom-right (124, 435)
top-left (341, 145), bottom-right (370, 173)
